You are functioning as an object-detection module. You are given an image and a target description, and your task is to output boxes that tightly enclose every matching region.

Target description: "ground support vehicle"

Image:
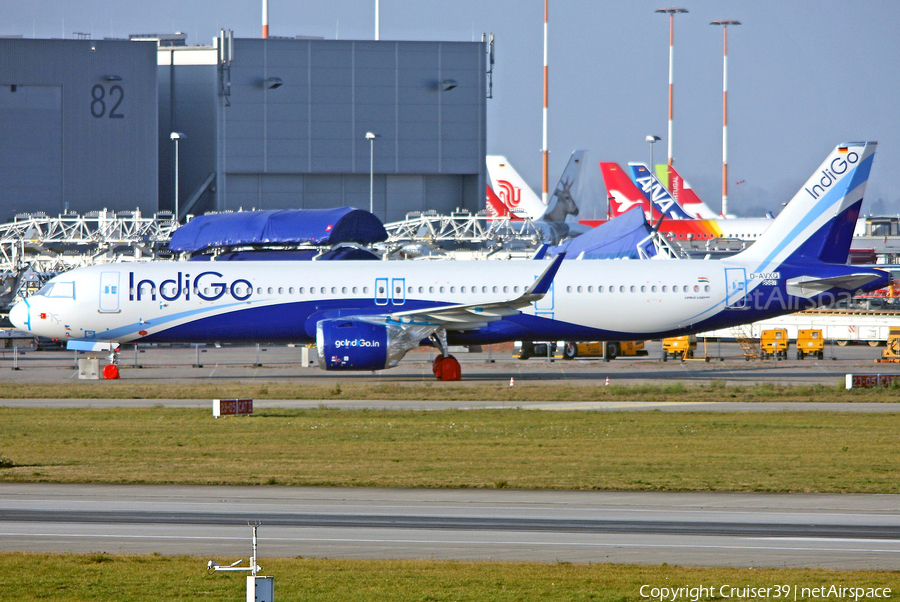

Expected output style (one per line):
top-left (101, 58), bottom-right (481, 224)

top-left (796, 329), bottom-right (825, 360)
top-left (760, 329), bottom-right (790, 360)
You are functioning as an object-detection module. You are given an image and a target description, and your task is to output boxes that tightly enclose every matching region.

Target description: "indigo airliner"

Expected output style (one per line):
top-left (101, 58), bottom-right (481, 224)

top-left (9, 143), bottom-right (889, 380)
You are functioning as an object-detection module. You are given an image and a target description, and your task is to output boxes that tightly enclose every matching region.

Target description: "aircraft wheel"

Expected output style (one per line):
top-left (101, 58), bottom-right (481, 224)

top-left (563, 342), bottom-right (578, 360)
top-left (438, 355), bottom-right (461, 381)
top-left (432, 354), bottom-right (445, 378)
top-left (102, 364), bottom-right (120, 380)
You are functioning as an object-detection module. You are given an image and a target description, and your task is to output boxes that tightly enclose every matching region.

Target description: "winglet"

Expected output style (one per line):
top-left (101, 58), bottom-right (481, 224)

top-left (525, 253), bottom-right (565, 297)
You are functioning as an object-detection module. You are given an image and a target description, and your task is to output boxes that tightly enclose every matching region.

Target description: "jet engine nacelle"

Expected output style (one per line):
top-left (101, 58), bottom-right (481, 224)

top-left (316, 318), bottom-right (390, 371)
top-left (316, 317), bottom-right (441, 372)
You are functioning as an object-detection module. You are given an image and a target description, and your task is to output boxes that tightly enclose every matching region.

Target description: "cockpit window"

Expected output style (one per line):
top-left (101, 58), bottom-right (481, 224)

top-left (37, 281), bottom-right (75, 298)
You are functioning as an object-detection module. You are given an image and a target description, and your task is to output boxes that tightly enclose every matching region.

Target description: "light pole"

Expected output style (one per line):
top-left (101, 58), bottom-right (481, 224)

top-left (365, 132), bottom-right (380, 215)
top-left (710, 19), bottom-right (740, 217)
top-left (170, 132), bottom-right (186, 222)
top-left (646, 135), bottom-right (661, 172)
top-left (655, 7), bottom-right (687, 167)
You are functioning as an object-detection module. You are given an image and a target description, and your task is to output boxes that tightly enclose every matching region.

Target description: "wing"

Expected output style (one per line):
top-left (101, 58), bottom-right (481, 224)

top-left (385, 253), bottom-right (565, 330)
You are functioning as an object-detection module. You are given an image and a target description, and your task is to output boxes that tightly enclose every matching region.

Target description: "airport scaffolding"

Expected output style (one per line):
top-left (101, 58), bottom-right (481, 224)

top-left (382, 210), bottom-right (548, 259)
top-left (382, 210), bottom-right (687, 260)
top-left (0, 209), bottom-right (179, 310)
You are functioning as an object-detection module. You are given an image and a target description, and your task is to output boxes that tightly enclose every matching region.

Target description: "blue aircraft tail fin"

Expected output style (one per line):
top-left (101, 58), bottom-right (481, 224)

top-left (734, 142), bottom-right (876, 270)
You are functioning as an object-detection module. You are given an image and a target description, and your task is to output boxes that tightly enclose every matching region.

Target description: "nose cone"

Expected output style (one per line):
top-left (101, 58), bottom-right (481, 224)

top-left (9, 301), bottom-right (28, 331)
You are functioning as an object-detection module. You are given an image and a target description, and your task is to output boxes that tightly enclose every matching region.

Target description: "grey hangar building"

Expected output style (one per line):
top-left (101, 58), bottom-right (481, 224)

top-left (0, 34), bottom-right (488, 224)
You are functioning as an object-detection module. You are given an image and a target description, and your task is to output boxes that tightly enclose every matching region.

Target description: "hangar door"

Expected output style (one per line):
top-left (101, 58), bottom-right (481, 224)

top-left (0, 86), bottom-right (62, 218)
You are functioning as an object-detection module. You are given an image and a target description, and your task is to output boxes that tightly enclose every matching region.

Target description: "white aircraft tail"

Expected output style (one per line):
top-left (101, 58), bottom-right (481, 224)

top-left (734, 142), bottom-right (876, 269)
top-left (486, 156), bottom-right (547, 220)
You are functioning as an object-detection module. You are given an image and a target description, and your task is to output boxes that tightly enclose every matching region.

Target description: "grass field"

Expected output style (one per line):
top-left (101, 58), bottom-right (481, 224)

top-left (4, 553), bottom-right (897, 601)
top-left (1, 408), bottom-right (897, 492)
top-left (0, 380), bottom-right (898, 402)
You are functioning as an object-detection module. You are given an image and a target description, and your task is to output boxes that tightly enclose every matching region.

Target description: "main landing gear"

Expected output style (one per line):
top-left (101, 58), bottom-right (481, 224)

top-left (103, 345), bottom-right (121, 380)
top-left (429, 330), bottom-right (461, 381)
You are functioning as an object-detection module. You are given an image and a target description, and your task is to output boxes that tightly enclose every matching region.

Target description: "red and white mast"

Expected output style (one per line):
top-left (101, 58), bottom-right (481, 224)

top-left (541, 0), bottom-right (549, 205)
top-left (655, 8), bottom-right (687, 168)
top-left (262, 0), bottom-right (269, 39)
top-left (711, 20), bottom-right (740, 217)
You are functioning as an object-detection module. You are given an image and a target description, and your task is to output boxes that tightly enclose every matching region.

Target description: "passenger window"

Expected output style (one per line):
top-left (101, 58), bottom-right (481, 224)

top-left (299, 287), bottom-right (304, 294)
top-left (407, 286), bottom-right (412, 293)
top-left (587, 286), bottom-right (593, 293)
top-left (683, 285), bottom-right (688, 293)
top-left (450, 286), bottom-right (456, 293)
top-left (694, 285), bottom-right (700, 292)
top-left (289, 287), bottom-right (294, 294)
top-left (429, 286), bottom-right (434, 293)
top-left (257, 287), bottom-right (262, 294)
top-left (331, 287), bottom-right (337, 294)
top-left (461, 286), bottom-right (466, 293)
top-left (278, 287), bottom-right (284, 294)
top-left (619, 286), bottom-right (625, 293)
top-left (492, 286), bottom-right (498, 293)
top-left (640, 286), bottom-right (646, 293)
top-left (662, 285), bottom-right (667, 292)
top-left (379, 286), bottom-right (385, 294)
top-left (267, 287), bottom-right (273, 294)
top-left (567, 286), bottom-right (572, 293)
top-left (440, 286), bottom-right (445, 293)
top-left (342, 287), bottom-right (348, 294)
top-left (482, 286), bottom-right (487, 293)
top-left (651, 286), bottom-right (657, 292)
top-left (418, 286), bottom-right (424, 293)
top-left (629, 286), bottom-right (635, 293)
top-left (503, 286), bottom-right (508, 293)
top-left (514, 286), bottom-right (520, 293)
top-left (576, 286), bottom-right (582, 293)
top-left (598, 286), bottom-right (604, 293)
top-left (320, 287), bottom-right (326, 294)
top-left (705, 285), bottom-right (710, 292)
top-left (363, 287), bottom-right (369, 294)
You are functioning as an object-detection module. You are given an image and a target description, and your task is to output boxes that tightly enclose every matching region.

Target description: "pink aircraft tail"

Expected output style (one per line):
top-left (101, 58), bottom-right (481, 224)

top-left (599, 162), bottom-right (658, 220)
top-left (666, 166), bottom-right (721, 219)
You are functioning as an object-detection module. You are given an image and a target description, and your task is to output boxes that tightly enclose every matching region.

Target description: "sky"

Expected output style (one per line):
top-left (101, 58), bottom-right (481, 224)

top-left (3, 1), bottom-right (900, 219)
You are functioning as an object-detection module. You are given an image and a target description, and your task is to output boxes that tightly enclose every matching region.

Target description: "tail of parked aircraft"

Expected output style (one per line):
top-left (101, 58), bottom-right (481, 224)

top-left (599, 162), bottom-right (657, 220)
top-left (486, 156), bottom-right (548, 220)
top-left (627, 164), bottom-right (693, 220)
top-left (544, 150), bottom-right (585, 223)
top-left (665, 165), bottom-right (721, 220)
top-left (485, 184), bottom-right (520, 219)
top-left (735, 142), bottom-right (876, 270)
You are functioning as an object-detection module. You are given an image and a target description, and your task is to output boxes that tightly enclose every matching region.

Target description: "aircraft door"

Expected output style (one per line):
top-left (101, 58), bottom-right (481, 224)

top-left (99, 272), bottom-right (120, 313)
top-left (724, 268), bottom-right (748, 309)
top-left (533, 279), bottom-right (555, 320)
top-left (374, 278), bottom-right (389, 306)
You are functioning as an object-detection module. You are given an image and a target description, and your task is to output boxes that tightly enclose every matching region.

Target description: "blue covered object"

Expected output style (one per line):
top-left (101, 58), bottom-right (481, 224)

top-left (169, 208), bottom-right (387, 253)
top-left (547, 207), bottom-right (656, 260)
top-left (188, 247), bottom-right (380, 261)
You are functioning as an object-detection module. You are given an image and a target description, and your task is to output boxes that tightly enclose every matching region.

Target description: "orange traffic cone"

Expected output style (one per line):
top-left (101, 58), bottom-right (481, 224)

top-left (509, 377), bottom-right (514, 387)
top-left (605, 376), bottom-right (609, 386)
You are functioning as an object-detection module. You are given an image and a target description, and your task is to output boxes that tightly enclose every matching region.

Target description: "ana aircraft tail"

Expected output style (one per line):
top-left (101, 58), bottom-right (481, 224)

top-left (599, 162), bottom-right (656, 220)
top-left (486, 155), bottom-right (547, 220)
top-left (735, 142), bottom-right (876, 269)
top-left (627, 163), bottom-right (693, 220)
top-left (666, 165), bottom-right (721, 219)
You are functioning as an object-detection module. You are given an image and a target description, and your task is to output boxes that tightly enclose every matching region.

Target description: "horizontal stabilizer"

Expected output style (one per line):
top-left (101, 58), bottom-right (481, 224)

top-left (786, 273), bottom-right (883, 298)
